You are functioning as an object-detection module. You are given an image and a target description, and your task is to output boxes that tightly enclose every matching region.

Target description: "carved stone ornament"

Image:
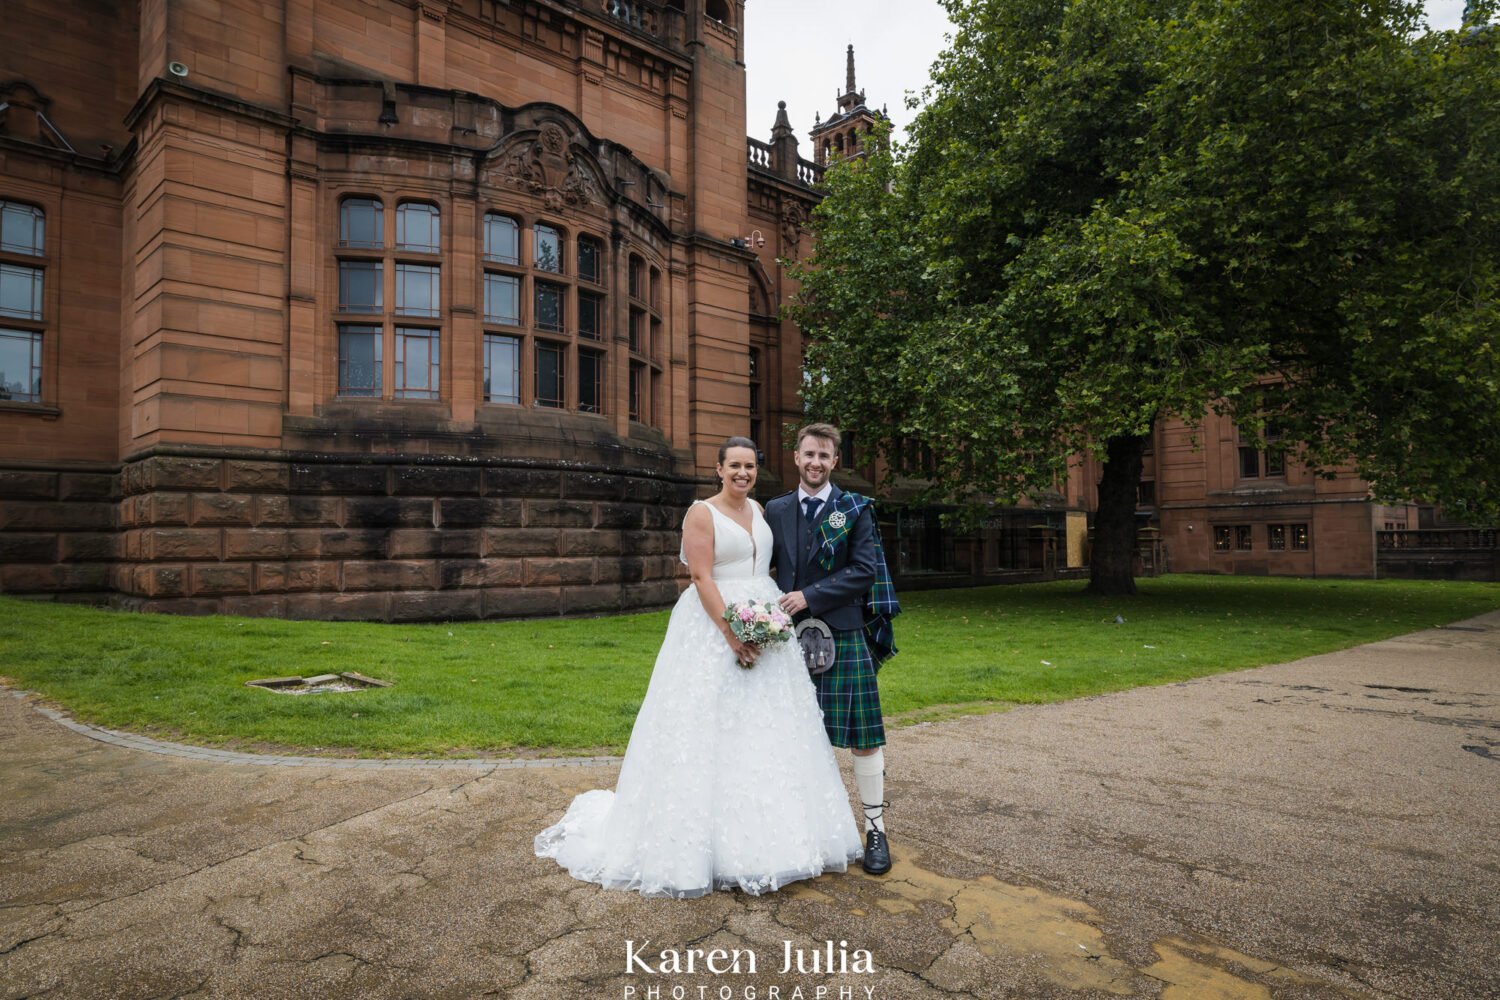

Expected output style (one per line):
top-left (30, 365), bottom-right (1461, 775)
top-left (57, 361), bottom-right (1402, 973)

top-left (780, 200), bottom-right (806, 249)
top-left (496, 123), bottom-right (599, 211)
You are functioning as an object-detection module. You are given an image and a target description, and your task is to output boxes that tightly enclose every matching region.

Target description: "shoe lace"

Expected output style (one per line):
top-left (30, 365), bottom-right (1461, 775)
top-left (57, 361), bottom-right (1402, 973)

top-left (862, 799), bottom-right (889, 824)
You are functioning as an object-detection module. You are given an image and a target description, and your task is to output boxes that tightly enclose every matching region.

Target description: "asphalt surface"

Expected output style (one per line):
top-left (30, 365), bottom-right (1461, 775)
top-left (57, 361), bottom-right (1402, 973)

top-left (1, 612), bottom-right (1496, 1000)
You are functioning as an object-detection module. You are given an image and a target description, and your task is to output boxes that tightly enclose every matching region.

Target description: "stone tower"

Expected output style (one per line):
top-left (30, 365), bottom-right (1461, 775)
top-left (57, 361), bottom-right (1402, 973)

top-left (809, 45), bottom-right (887, 168)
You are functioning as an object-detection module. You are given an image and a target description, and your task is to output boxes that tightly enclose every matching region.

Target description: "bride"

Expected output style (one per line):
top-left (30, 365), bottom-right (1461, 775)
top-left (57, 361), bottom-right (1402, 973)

top-left (535, 436), bottom-right (864, 897)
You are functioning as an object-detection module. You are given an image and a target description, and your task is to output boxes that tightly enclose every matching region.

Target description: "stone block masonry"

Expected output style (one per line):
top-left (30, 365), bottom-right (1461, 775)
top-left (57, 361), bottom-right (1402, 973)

top-left (0, 453), bottom-right (696, 621)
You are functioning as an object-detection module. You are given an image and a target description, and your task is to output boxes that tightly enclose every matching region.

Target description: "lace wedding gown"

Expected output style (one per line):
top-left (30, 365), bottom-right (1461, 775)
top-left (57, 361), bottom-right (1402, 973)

top-left (535, 500), bottom-right (863, 897)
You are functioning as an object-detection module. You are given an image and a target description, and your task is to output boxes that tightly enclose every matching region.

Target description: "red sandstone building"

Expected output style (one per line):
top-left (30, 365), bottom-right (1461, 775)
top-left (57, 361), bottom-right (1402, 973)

top-left (0, 0), bottom-right (1445, 619)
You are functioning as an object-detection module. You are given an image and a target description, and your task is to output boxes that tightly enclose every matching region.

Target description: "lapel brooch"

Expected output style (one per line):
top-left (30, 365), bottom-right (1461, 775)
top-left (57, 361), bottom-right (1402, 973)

top-left (827, 510), bottom-right (847, 530)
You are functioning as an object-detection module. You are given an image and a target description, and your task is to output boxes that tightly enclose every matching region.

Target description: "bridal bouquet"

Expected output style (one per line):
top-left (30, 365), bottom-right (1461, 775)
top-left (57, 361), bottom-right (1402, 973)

top-left (723, 600), bottom-right (793, 667)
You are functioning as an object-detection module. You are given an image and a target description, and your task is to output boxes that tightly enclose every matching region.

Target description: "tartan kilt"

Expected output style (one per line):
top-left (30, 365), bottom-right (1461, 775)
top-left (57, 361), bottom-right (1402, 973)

top-left (812, 627), bottom-right (886, 750)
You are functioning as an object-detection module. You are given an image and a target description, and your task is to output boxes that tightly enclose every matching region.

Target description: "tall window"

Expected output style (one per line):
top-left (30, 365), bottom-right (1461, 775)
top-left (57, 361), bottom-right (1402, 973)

top-left (0, 201), bottom-right (45, 403)
top-left (578, 349), bottom-right (604, 414)
top-left (535, 281), bottom-right (563, 332)
top-left (536, 341), bottom-right (565, 408)
top-left (395, 263), bottom-right (440, 317)
top-left (534, 224), bottom-right (562, 273)
top-left (484, 273), bottom-right (520, 326)
top-left (0, 263), bottom-right (43, 321)
top-left (1238, 420), bottom-right (1286, 479)
top-left (579, 291), bottom-right (603, 341)
top-left (396, 202), bottom-right (440, 253)
top-left (578, 236), bottom-right (602, 284)
top-left (338, 261), bottom-right (382, 313)
top-left (484, 334), bottom-right (520, 404)
top-left (395, 327), bottom-right (439, 399)
top-left (338, 198), bottom-right (382, 248)
top-left (748, 346), bottom-right (763, 447)
top-left (484, 213), bottom-right (519, 264)
top-left (479, 219), bottom-right (611, 414)
top-left (629, 361), bottom-right (647, 422)
top-left (338, 325), bottom-right (381, 397)
top-left (333, 195), bottom-right (442, 400)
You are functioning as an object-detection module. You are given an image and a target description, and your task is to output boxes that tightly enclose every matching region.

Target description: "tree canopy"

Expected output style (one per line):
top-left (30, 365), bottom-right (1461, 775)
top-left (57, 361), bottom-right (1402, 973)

top-left (789, 0), bottom-right (1500, 593)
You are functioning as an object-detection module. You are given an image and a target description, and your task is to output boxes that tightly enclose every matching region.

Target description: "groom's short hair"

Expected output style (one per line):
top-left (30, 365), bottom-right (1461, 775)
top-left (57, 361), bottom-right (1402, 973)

top-left (796, 422), bottom-right (842, 451)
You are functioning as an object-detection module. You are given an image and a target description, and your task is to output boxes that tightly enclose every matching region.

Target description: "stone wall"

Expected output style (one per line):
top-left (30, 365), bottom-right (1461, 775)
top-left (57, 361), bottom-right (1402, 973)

top-left (1, 453), bottom-right (695, 620)
top-left (0, 467), bottom-right (119, 598)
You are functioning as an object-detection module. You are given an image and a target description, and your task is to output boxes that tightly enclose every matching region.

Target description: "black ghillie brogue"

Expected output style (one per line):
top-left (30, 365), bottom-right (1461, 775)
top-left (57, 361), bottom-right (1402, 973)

top-left (861, 829), bottom-right (891, 875)
top-left (860, 799), bottom-right (891, 875)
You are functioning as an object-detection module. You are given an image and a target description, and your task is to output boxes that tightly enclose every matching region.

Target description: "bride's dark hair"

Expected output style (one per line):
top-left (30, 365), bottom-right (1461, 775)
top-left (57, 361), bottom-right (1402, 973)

top-left (717, 436), bottom-right (757, 463)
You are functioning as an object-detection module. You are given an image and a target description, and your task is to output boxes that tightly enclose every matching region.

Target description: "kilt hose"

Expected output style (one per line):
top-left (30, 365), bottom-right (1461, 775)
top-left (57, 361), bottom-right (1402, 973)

top-left (812, 627), bottom-right (886, 750)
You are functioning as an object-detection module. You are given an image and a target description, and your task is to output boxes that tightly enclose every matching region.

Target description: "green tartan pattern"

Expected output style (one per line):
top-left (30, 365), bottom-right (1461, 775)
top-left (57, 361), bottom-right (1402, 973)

top-left (812, 628), bottom-right (886, 750)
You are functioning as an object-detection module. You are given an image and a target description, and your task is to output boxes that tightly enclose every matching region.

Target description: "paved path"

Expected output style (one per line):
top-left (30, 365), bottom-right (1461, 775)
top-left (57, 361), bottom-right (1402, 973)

top-left (2, 613), bottom-right (1497, 1000)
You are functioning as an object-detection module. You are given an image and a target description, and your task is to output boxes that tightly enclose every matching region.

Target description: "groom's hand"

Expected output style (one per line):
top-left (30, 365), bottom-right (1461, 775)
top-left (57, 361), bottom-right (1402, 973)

top-left (778, 591), bottom-right (808, 615)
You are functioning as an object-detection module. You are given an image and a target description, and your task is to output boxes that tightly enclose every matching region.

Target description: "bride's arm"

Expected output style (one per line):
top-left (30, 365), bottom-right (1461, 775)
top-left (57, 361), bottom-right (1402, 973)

top-left (682, 504), bottom-right (760, 664)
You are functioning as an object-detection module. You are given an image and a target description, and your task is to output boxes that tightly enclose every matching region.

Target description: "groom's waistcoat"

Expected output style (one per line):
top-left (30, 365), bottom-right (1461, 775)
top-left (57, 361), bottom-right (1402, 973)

top-left (768, 485), bottom-right (877, 633)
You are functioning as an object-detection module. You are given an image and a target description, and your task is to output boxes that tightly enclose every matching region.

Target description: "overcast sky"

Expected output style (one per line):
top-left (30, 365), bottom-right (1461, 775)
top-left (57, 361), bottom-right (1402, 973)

top-left (745, 1), bottom-right (1475, 147)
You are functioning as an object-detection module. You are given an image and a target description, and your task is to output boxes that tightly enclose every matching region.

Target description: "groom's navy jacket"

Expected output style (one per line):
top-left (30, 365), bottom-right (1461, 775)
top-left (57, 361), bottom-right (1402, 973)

top-left (767, 484), bottom-right (877, 633)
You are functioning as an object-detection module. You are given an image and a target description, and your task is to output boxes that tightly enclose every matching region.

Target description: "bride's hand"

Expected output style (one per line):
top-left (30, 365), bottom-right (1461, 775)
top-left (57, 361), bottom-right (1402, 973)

top-left (727, 633), bottom-right (761, 666)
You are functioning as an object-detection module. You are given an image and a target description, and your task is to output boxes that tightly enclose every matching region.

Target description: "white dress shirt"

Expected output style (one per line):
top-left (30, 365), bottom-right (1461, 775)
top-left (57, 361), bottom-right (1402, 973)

top-left (796, 483), bottom-right (833, 521)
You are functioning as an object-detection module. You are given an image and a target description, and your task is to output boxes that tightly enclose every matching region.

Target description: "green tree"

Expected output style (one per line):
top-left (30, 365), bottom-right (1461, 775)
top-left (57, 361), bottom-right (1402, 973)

top-left (790, 0), bottom-right (1500, 595)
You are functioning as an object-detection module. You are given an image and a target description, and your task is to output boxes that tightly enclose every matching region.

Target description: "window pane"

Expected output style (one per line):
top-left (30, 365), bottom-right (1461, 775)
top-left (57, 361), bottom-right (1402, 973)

top-left (577, 237), bottom-right (600, 283)
top-left (483, 334), bottom-right (520, 404)
top-left (535, 341), bottom-right (564, 407)
top-left (535, 281), bottom-right (563, 332)
top-left (1290, 523), bottom-right (1309, 550)
top-left (1267, 524), bottom-right (1286, 551)
top-left (0, 202), bottom-right (44, 256)
top-left (629, 361), bottom-right (645, 422)
top-left (395, 263), bottom-right (440, 317)
top-left (578, 349), bottom-right (604, 414)
top-left (484, 273), bottom-right (520, 326)
top-left (629, 309), bottom-right (644, 353)
top-left (339, 198), bottom-right (382, 248)
top-left (748, 347), bottom-right (759, 378)
top-left (395, 327), bottom-right (439, 399)
top-left (1213, 526), bottom-right (1231, 552)
top-left (484, 214), bottom-right (519, 264)
top-left (534, 225), bottom-right (562, 272)
top-left (578, 292), bottom-right (602, 340)
top-left (0, 264), bottom-right (43, 320)
top-left (396, 202), bottom-right (440, 252)
top-left (338, 261), bottom-right (381, 312)
top-left (1266, 448), bottom-right (1285, 476)
top-left (338, 324), bottom-right (382, 397)
top-left (628, 257), bottom-right (643, 298)
top-left (1238, 446), bottom-right (1260, 479)
top-left (0, 327), bottom-right (42, 402)
top-left (1235, 525), bottom-right (1253, 551)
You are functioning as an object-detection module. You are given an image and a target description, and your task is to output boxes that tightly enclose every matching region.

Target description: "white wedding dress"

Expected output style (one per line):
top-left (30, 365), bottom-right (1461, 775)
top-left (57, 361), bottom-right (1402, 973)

top-left (535, 500), bottom-right (864, 897)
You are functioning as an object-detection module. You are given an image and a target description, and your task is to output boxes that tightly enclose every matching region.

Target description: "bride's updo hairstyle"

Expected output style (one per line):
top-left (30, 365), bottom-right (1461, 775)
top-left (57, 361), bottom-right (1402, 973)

top-left (717, 436), bottom-right (757, 463)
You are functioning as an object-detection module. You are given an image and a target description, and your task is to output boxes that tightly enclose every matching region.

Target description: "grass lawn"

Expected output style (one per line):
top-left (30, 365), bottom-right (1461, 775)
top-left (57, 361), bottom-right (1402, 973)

top-left (1, 575), bottom-right (1495, 757)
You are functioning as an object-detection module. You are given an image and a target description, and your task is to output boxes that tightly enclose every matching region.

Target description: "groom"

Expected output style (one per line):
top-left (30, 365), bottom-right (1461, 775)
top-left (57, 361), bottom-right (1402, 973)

top-left (768, 422), bottom-right (897, 876)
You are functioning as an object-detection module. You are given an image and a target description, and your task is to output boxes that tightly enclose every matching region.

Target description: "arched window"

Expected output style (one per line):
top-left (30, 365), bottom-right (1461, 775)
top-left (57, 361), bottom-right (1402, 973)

top-left (705, 0), bottom-right (730, 24)
top-left (338, 197), bottom-right (382, 248)
top-left (483, 213), bottom-right (519, 265)
top-left (396, 202), bottom-right (440, 253)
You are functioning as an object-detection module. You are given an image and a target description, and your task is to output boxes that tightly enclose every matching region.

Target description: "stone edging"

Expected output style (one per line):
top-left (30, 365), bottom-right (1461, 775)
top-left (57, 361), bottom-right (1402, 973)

top-left (6, 689), bottom-right (622, 770)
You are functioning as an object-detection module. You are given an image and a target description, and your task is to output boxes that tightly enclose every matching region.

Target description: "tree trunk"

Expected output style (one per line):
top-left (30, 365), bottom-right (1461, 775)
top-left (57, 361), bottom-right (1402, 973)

top-left (1086, 433), bottom-right (1148, 596)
